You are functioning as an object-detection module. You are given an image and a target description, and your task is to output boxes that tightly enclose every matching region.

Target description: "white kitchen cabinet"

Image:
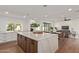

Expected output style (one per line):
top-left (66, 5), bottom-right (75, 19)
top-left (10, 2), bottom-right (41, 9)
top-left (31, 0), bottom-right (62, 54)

top-left (6, 32), bottom-right (17, 41)
top-left (0, 32), bottom-right (17, 43)
top-left (0, 33), bottom-right (4, 40)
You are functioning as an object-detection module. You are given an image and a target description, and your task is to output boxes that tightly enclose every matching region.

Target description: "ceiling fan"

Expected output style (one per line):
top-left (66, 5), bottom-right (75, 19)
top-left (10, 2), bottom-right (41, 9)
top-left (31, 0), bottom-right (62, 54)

top-left (64, 17), bottom-right (71, 21)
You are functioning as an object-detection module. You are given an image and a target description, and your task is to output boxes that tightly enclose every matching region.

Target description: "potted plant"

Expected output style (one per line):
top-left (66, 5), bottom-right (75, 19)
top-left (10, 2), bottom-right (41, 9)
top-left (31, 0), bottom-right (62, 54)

top-left (31, 23), bottom-right (40, 27)
top-left (30, 23), bottom-right (40, 32)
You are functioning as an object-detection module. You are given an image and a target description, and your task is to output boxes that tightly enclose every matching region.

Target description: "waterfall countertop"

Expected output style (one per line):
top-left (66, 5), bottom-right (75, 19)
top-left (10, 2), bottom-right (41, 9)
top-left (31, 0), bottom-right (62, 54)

top-left (17, 32), bottom-right (58, 41)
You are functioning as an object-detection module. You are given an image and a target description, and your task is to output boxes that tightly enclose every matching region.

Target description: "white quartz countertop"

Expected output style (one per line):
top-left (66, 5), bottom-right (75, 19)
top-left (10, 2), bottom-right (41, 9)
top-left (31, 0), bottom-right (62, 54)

top-left (17, 32), bottom-right (58, 41)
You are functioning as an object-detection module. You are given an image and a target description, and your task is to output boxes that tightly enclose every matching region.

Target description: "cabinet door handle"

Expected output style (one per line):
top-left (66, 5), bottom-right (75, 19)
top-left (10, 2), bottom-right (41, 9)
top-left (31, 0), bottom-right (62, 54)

top-left (31, 42), bottom-right (35, 45)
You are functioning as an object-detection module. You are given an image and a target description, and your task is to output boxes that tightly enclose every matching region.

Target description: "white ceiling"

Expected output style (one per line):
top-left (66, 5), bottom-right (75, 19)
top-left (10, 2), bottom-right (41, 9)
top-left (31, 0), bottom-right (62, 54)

top-left (0, 5), bottom-right (79, 22)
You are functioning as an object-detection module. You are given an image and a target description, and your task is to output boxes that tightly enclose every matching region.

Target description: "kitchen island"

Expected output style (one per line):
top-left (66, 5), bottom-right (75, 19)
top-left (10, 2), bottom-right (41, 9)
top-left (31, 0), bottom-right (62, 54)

top-left (17, 32), bottom-right (58, 53)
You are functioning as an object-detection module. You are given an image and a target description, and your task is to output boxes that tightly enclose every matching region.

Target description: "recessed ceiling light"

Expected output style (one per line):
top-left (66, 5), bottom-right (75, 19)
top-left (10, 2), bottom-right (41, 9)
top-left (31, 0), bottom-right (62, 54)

top-left (68, 8), bottom-right (72, 11)
top-left (5, 11), bottom-right (8, 14)
top-left (23, 16), bottom-right (26, 18)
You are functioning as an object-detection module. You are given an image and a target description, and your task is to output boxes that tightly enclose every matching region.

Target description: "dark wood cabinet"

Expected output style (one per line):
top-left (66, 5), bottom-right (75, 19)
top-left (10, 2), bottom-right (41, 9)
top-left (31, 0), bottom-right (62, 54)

top-left (17, 34), bottom-right (22, 47)
top-left (29, 39), bottom-right (37, 53)
top-left (17, 34), bottom-right (38, 53)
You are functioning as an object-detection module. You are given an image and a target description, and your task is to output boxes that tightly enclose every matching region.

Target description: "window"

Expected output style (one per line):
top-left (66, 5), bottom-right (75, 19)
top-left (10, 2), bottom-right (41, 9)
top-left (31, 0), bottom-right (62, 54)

top-left (7, 23), bottom-right (15, 31)
top-left (7, 23), bottom-right (23, 31)
top-left (15, 24), bottom-right (23, 31)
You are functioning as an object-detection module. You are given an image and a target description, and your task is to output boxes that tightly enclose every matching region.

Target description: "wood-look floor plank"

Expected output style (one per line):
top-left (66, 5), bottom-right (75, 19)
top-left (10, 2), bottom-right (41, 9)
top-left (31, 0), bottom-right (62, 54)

top-left (56, 38), bottom-right (79, 53)
top-left (0, 41), bottom-right (24, 53)
top-left (1, 38), bottom-right (79, 53)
